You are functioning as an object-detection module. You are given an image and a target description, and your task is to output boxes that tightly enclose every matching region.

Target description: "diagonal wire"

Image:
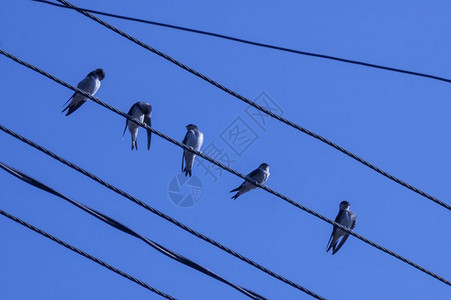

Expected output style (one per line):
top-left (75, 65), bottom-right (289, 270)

top-left (0, 127), bottom-right (323, 300)
top-left (33, 0), bottom-right (451, 84)
top-left (0, 161), bottom-right (267, 300)
top-left (0, 208), bottom-right (176, 300)
top-left (0, 50), bottom-right (449, 287)
top-left (50, 0), bottom-right (451, 211)
top-left (0, 49), bottom-right (322, 299)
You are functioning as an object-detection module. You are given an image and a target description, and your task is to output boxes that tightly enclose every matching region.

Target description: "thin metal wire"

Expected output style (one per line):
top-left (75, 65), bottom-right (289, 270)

top-left (0, 162), bottom-right (266, 300)
top-left (0, 208), bottom-right (176, 300)
top-left (52, 0), bottom-right (451, 211)
top-left (0, 129), bottom-right (323, 299)
top-left (0, 50), bottom-right (449, 287)
top-left (33, 0), bottom-right (451, 84)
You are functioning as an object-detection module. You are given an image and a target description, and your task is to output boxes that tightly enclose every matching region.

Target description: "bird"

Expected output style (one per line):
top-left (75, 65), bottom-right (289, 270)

top-left (181, 124), bottom-right (204, 176)
top-left (62, 68), bottom-right (105, 116)
top-left (326, 200), bottom-right (357, 255)
top-left (230, 163), bottom-right (270, 200)
top-left (122, 102), bottom-right (152, 150)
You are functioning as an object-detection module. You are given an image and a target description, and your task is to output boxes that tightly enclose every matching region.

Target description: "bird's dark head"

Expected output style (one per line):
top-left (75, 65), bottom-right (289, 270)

top-left (140, 102), bottom-right (152, 114)
top-left (186, 124), bottom-right (198, 131)
top-left (93, 68), bottom-right (105, 80)
top-left (339, 201), bottom-right (350, 210)
top-left (259, 163), bottom-right (270, 170)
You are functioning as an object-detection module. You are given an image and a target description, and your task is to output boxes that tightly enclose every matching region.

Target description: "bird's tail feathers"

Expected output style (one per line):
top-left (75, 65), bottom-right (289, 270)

top-left (61, 93), bottom-right (74, 110)
top-left (332, 234), bottom-right (350, 255)
top-left (122, 123), bottom-right (128, 140)
top-left (184, 168), bottom-right (192, 177)
top-left (64, 107), bottom-right (75, 116)
top-left (63, 100), bottom-right (85, 116)
top-left (183, 164), bottom-right (192, 177)
top-left (326, 234), bottom-right (334, 253)
top-left (230, 187), bottom-right (240, 193)
top-left (231, 192), bottom-right (240, 200)
top-left (230, 183), bottom-right (243, 193)
top-left (146, 129), bottom-right (151, 150)
top-left (326, 231), bottom-right (342, 254)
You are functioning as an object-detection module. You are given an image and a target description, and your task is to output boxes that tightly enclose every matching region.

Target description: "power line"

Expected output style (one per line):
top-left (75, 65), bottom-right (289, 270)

top-left (0, 208), bottom-right (176, 300)
top-left (0, 51), bottom-right (449, 287)
top-left (51, 0), bottom-right (451, 211)
top-left (0, 125), bottom-right (323, 300)
top-left (33, 0), bottom-right (451, 84)
top-left (0, 161), bottom-right (267, 300)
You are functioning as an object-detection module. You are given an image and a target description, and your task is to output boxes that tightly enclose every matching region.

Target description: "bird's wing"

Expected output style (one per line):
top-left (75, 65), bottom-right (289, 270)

top-left (77, 76), bottom-right (96, 94)
top-left (247, 168), bottom-right (261, 182)
top-left (326, 210), bottom-right (345, 252)
top-left (122, 104), bottom-right (137, 138)
top-left (183, 130), bottom-right (195, 146)
top-left (144, 114), bottom-right (151, 150)
top-left (334, 209), bottom-right (345, 226)
top-left (181, 131), bottom-right (191, 172)
top-left (127, 103), bottom-right (139, 116)
top-left (332, 212), bottom-right (356, 255)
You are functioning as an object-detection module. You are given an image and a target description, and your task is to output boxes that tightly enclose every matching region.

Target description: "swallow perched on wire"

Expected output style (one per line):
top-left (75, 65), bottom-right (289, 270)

top-left (181, 124), bottom-right (204, 176)
top-left (122, 102), bottom-right (152, 150)
top-left (326, 201), bottom-right (357, 255)
top-left (230, 163), bottom-right (270, 200)
top-left (62, 68), bottom-right (105, 116)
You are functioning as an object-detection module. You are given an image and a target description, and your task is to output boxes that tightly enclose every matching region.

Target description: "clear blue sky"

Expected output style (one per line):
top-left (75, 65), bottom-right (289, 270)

top-left (1, 1), bottom-right (450, 299)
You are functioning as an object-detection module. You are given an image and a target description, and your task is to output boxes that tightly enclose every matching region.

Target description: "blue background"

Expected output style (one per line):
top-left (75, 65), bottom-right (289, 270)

top-left (1, 1), bottom-right (450, 299)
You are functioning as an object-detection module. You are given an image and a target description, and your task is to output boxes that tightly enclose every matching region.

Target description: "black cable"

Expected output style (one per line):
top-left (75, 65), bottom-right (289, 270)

top-left (0, 50), bottom-right (449, 287)
top-left (0, 208), bottom-right (176, 300)
top-left (32, 0), bottom-right (451, 84)
top-left (0, 161), bottom-right (267, 300)
top-left (50, 0), bottom-right (451, 211)
top-left (0, 124), bottom-right (323, 300)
